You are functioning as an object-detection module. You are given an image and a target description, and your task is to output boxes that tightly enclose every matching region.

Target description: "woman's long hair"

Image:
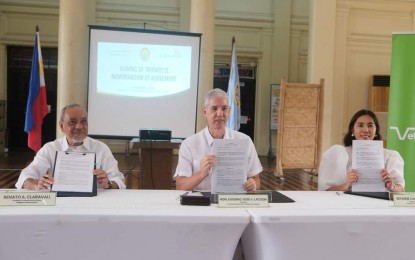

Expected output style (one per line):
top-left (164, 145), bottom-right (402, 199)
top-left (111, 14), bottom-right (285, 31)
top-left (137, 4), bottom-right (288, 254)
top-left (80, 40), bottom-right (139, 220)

top-left (343, 109), bottom-right (382, 146)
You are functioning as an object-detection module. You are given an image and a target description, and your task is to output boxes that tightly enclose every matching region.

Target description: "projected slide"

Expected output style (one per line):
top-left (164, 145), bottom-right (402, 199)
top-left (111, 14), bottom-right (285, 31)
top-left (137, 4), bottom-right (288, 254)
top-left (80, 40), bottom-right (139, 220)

top-left (87, 26), bottom-right (201, 139)
top-left (97, 42), bottom-right (192, 98)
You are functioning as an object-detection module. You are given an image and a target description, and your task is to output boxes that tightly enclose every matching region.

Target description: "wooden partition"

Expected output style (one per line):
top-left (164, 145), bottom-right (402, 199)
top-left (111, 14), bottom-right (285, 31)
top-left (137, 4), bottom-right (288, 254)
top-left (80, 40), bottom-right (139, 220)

top-left (274, 78), bottom-right (324, 178)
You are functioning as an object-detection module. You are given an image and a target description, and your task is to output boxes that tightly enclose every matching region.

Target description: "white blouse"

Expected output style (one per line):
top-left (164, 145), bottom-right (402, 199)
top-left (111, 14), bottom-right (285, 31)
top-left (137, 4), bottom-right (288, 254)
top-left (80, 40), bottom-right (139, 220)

top-left (318, 145), bottom-right (405, 191)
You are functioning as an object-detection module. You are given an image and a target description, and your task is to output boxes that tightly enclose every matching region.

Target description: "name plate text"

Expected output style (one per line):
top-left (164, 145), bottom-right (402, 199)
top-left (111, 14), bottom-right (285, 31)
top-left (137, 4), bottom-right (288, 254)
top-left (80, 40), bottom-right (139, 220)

top-left (392, 192), bottom-right (415, 207)
top-left (0, 191), bottom-right (56, 206)
top-left (218, 193), bottom-right (269, 208)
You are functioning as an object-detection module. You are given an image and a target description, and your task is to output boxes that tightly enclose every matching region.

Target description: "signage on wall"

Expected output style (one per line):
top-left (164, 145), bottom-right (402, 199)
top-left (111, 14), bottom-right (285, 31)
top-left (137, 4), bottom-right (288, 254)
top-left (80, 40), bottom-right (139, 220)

top-left (270, 84), bottom-right (280, 130)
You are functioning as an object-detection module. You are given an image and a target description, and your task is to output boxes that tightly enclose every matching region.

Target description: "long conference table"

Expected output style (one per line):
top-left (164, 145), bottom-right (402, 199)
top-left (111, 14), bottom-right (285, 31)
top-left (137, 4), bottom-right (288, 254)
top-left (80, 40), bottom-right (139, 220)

top-left (1, 190), bottom-right (415, 260)
top-left (242, 191), bottom-right (415, 260)
top-left (0, 190), bottom-right (249, 260)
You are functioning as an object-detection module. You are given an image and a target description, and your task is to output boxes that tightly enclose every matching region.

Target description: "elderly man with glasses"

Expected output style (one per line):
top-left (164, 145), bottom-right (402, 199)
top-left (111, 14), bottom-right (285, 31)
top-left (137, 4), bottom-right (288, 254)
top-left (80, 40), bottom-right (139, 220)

top-left (16, 103), bottom-right (126, 190)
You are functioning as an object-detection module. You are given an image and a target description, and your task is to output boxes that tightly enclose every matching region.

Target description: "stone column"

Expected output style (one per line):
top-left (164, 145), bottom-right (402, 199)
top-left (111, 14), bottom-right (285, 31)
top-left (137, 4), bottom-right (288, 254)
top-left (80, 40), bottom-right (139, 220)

top-left (308, 0), bottom-right (336, 151)
top-left (189, 0), bottom-right (215, 131)
top-left (57, 0), bottom-right (95, 136)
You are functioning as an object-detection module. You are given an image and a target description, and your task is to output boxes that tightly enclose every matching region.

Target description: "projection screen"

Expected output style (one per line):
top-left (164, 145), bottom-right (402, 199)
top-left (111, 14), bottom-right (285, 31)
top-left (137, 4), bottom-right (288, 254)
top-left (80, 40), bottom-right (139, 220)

top-left (87, 25), bottom-right (201, 139)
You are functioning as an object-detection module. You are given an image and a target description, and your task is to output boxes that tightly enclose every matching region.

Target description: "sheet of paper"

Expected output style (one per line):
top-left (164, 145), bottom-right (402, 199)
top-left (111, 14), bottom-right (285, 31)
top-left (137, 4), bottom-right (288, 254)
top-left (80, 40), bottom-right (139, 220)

top-left (51, 151), bottom-right (95, 193)
top-left (352, 140), bottom-right (385, 192)
top-left (211, 139), bottom-right (249, 194)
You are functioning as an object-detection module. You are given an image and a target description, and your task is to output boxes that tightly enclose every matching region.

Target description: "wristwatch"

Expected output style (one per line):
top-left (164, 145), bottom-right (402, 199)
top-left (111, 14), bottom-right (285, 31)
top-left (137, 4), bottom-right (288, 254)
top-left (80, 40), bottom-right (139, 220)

top-left (106, 180), bottom-right (112, 189)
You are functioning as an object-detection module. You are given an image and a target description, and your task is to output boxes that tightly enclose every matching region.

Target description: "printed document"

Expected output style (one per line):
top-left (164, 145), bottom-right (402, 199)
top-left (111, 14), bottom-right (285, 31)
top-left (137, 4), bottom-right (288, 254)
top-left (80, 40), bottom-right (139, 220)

top-left (352, 140), bottom-right (385, 192)
top-left (211, 139), bottom-right (249, 194)
top-left (51, 151), bottom-right (96, 193)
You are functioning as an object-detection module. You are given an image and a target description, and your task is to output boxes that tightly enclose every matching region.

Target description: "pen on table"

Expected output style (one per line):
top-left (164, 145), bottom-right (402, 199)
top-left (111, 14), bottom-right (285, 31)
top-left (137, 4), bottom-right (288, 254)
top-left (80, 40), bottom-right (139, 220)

top-left (336, 192), bottom-right (341, 196)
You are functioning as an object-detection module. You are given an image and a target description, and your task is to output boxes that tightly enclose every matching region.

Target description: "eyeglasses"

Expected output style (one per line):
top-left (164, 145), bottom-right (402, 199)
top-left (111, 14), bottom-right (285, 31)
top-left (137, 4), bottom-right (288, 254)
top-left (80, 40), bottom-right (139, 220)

top-left (65, 118), bottom-right (88, 126)
top-left (209, 106), bottom-right (229, 113)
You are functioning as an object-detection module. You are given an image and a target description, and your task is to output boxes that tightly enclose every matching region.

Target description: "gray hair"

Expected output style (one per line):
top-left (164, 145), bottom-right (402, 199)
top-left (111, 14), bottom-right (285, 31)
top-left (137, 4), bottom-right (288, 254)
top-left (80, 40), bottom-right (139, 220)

top-left (60, 103), bottom-right (84, 122)
top-left (203, 88), bottom-right (228, 108)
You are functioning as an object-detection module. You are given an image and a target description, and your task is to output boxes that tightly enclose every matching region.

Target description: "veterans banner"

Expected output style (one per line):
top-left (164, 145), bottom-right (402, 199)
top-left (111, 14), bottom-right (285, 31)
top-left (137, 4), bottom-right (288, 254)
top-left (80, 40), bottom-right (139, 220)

top-left (388, 33), bottom-right (415, 191)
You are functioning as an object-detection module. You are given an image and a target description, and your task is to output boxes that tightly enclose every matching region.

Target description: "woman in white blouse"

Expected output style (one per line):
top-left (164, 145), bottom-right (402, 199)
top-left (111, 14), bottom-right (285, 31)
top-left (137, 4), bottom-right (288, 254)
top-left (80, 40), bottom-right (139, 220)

top-left (318, 109), bottom-right (405, 192)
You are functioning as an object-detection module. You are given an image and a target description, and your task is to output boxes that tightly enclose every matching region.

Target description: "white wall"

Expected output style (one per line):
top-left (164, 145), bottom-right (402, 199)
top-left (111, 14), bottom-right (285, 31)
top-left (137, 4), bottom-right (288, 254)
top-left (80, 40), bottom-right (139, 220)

top-left (0, 0), bottom-right (309, 154)
top-left (2, 0), bottom-right (415, 155)
top-left (332, 0), bottom-right (415, 149)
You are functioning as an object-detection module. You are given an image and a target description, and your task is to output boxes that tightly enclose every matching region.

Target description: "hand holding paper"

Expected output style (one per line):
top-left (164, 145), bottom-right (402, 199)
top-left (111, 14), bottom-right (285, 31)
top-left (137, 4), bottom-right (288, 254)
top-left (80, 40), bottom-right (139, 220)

top-left (94, 168), bottom-right (109, 189)
top-left (200, 155), bottom-right (216, 178)
top-left (243, 177), bottom-right (258, 192)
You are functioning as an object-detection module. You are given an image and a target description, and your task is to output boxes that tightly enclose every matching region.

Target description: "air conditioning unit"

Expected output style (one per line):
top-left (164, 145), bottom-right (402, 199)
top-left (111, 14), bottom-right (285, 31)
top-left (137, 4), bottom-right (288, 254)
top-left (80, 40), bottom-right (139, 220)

top-left (369, 75), bottom-right (390, 112)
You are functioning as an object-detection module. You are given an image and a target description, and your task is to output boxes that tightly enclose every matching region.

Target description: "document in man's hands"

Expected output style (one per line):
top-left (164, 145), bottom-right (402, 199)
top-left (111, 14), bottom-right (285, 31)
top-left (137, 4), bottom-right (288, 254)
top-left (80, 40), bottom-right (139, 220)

top-left (352, 140), bottom-right (385, 192)
top-left (51, 151), bottom-right (97, 197)
top-left (211, 139), bottom-right (249, 194)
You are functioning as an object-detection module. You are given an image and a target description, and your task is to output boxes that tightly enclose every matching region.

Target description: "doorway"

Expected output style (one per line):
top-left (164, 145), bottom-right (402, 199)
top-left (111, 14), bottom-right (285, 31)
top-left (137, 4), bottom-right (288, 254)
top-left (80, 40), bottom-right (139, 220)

top-left (213, 64), bottom-right (256, 141)
top-left (7, 46), bottom-right (58, 152)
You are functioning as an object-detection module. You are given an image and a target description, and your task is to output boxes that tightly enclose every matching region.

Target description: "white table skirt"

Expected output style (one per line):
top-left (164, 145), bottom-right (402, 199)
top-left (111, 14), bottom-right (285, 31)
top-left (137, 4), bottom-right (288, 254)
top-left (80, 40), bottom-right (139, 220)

top-left (0, 190), bottom-right (249, 260)
top-left (242, 191), bottom-right (415, 260)
top-left (3, 190), bottom-right (414, 260)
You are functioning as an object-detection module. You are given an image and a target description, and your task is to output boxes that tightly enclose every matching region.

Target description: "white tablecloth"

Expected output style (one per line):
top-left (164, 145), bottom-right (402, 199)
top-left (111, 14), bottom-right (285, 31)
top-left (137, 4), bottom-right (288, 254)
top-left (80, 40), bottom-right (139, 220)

top-left (0, 190), bottom-right (249, 260)
top-left (3, 190), bottom-right (414, 260)
top-left (242, 191), bottom-right (415, 260)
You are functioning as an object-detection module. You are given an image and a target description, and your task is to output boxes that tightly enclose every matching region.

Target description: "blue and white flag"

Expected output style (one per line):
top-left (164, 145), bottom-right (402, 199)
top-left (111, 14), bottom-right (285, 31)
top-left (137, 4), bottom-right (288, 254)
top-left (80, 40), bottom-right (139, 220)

top-left (226, 39), bottom-right (241, 130)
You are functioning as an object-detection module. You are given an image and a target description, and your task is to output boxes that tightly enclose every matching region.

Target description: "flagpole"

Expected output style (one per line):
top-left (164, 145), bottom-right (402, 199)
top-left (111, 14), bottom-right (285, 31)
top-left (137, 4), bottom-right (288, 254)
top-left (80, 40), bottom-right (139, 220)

top-left (229, 36), bottom-right (235, 66)
top-left (267, 84), bottom-right (276, 159)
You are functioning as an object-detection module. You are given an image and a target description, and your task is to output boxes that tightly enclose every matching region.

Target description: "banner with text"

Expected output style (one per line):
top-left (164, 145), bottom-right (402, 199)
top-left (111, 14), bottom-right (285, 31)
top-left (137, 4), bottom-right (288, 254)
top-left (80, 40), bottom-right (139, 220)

top-left (388, 33), bottom-right (415, 191)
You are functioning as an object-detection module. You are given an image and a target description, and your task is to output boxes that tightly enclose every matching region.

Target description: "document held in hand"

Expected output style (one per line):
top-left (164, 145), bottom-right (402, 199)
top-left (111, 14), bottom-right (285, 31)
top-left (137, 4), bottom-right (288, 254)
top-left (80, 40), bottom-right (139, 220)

top-left (211, 139), bottom-right (249, 194)
top-left (51, 151), bottom-right (97, 197)
top-left (352, 140), bottom-right (385, 192)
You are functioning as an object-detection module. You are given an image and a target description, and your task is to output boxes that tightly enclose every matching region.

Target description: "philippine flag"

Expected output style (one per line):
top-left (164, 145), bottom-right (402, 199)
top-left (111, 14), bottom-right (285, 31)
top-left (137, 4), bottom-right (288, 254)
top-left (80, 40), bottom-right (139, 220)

top-left (24, 28), bottom-right (48, 152)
